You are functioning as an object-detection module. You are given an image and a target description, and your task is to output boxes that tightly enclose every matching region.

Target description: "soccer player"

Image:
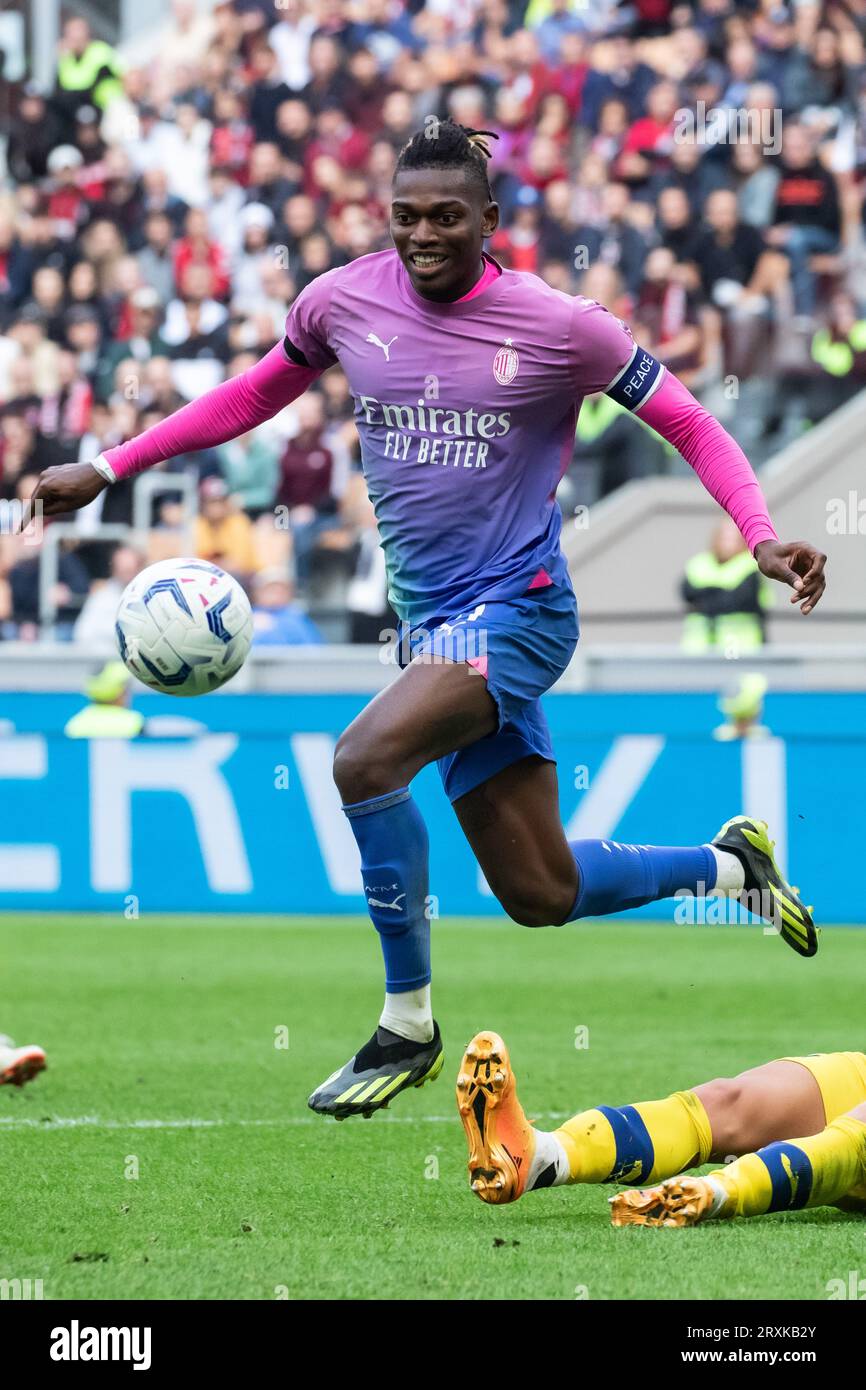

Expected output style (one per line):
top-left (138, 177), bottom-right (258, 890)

top-left (0, 1034), bottom-right (46, 1086)
top-left (28, 122), bottom-right (826, 1120)
top-left (456, 1030), bottom-right (866, 1222)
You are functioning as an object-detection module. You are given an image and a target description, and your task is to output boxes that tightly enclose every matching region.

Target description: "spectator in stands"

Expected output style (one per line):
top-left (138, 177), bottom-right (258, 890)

top-left (152, 1), bottom-right (216, 79)
top-left (633, 246), bottom-right (705, 383)
top-left (66, 259), bottom-right (110, 337)
top-left (135, 211), bottom-right (178, 306)
top-left (768, 123), bottom-right (842, 317)
top-left (6, 84), bottom-right (65, 184)
top-left (491, 188), bottom-right (543, 273)
top-left (616, 78), bottom-right (679, 189)
top-left (656, 185), bottom-right (701, 267)
top-left (40, 350), bottom-right (93, 451)
top-left (580, 33), bottom-right (656, 131)
top-left (731, 139), bottom-right (781, 231)
top-left (268, 0), bottom-right (317, 91)
top-left (247, 141), bottom-right (298, 219)
top-left (230, 203), bottom-right (278, 308)
top-left (73, 544), bottom-right (145, 646)
top-left (96, 288), bottom-right (169, 400)
top-left (781, 24), bottom-right (859, 115)
top-left (217, 427), bottom-right (280, 519)
top-left (140, 167), bottom-right (188, 234)
top-left (174, 207), bottom-right (231, 302)
top-left (144, 357), bottom-right (188, 416)
top-left (44, 145), bottom-right (86, 239)
top-left (161, 265), bottom-right (229, 397)
top-left (249, 43), bottom-right (293, 143)
top-left (529, 0), bottom-right (588, 64)
top-left (251, 568), bottom-right (322, 646)
top-left (64, 306), bottom-right (103, 383)
top-left (26, 267), bottom-right (67, 344)
top-left (7, 531), bottom-right (91, 640)
top-left (194, 474), bottom-right (261, 579)
top-left (275, 392), bottom-right (337, 584)
top-left (0, 215), bottom-right (33, 320)
top-left (209, 90), bottom-right (255, 185)
top-left (0, 410), bottom-right (65, 496)
top-left (692, 189), bottom-right (783, 311)
top-left (575, 181), bottom-right (648, 298)
top-left (74, 104), bottom-right (108, 168)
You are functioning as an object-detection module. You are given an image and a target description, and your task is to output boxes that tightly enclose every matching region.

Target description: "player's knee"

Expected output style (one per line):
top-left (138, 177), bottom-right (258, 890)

top-left (699, 1076), bottom-right (746, 1154)
top-left (333, 729), bottom-right (398, 803)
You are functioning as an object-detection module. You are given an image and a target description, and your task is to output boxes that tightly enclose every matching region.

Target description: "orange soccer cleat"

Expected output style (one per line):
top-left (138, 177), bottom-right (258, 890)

top-left (456, 1030), bottom-right (537, 1205)
top-left (609, 1174), bottom-right (718, 1227)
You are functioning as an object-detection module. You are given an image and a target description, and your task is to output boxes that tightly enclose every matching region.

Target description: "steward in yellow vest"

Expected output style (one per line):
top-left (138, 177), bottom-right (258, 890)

top-left (64, 661), bottom-right (144, 740)
top-left (55, 19), bottom-right (123, 118)
top-left (681, 520), bottom-right (772, 654)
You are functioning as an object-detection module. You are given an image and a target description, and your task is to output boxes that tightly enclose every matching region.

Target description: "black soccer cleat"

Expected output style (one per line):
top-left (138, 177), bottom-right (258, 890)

top-left (712, 815), bottom-right (818, 957)
top-left (308, 1022), bottom-right (444, 1119)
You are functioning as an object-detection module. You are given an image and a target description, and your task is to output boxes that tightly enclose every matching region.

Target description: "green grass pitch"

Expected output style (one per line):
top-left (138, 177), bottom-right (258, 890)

top-left (1, 914), bottom-right (863, 1301)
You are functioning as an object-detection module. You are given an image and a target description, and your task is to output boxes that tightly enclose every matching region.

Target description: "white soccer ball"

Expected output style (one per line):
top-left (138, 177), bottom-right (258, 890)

top-left (115, 558), bottom-right (253, 696)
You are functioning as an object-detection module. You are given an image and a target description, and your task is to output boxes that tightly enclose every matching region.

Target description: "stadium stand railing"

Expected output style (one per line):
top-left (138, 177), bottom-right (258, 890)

top-left (3, 640), bottom-right (866, 695)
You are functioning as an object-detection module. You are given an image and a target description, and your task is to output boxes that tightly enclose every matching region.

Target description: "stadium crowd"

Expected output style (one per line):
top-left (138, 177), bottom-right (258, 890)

top-left (1, 0), bottom-right (866, 642)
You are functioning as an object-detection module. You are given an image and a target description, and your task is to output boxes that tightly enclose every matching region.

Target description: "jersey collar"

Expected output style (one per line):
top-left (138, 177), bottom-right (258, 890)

top-left (396, 250), bottom-right (508, 317)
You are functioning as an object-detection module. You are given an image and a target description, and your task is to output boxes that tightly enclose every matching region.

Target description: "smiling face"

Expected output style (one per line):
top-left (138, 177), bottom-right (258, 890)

top-left (390, 166), bottom-right (499, 302)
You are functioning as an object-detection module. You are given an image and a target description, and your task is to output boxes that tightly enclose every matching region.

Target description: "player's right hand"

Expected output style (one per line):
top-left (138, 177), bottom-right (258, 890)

top-left (24, 461), bottom-right (108, 523)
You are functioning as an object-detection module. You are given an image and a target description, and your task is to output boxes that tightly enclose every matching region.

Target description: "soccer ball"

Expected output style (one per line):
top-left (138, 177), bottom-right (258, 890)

top-left (115, 558), bottom-right (253, 696)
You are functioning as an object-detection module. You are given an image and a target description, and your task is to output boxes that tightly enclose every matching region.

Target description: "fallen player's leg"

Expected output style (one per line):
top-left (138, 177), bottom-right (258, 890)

top-left (611, 1101), bottom-right (866, 1227)
top-left (457, 1034), bottom-right (866, 1205)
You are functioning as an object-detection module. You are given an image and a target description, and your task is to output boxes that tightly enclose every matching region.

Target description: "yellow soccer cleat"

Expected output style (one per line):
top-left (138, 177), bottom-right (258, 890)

top-left (712, 815), bottom-right (817, 957)
top-left (456, 1031), bottom-right (536, 1205)
top-left (609, 1174), bottom-right (717, 1227)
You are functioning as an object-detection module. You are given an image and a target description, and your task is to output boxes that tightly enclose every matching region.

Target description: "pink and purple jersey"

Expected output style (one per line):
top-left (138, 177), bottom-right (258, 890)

top-left (284, 249), bottom-right (649, 625)
top-left (102, 249), bottom-right (778, 625)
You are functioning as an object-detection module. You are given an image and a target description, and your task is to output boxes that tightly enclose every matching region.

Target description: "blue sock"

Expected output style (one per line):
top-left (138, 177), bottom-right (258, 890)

top-left (343, 787), bottom-right (431, 992)
top-left (567, 840), bottom-right (717, 920)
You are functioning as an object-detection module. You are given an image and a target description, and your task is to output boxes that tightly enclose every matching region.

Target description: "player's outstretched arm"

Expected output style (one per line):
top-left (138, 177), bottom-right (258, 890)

top-left (637, 370), bottom-right (827, 614)
top-left (26, 341), bottom-right (322, 519)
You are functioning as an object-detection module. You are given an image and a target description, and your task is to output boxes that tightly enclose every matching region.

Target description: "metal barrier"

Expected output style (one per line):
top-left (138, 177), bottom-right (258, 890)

top-left (4, 637), bottom-right (866, 694)
top-left (130, 469), bottom-right (197, 542)
top-left (38, 523), bottom-right (134, 636)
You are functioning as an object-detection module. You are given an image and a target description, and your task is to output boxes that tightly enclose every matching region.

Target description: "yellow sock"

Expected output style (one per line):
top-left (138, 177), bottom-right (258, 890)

top-left (710, 1116), bottom-right (866, 1218)
top-left (553, 1090), bottom-right (713, 1185)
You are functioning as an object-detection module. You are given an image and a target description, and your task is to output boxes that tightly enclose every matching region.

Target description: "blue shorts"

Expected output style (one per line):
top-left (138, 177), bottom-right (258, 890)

top-left (402, 582), bottom-right (580, 803)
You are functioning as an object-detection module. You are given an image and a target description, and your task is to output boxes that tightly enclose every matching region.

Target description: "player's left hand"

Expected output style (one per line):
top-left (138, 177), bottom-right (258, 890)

top-left (754, 539), bottom-right (827, 614)
top-left (23, 461), bottom-right (107, 523)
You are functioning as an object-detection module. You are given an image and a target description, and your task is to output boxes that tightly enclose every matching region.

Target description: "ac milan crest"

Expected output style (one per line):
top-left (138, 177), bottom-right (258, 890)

top-left (493, 338), bottom-right (519, 385)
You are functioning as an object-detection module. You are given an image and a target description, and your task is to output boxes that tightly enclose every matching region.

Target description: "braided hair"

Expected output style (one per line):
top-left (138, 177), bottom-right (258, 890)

top-left (394, 119), bottom-right (499, 203)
